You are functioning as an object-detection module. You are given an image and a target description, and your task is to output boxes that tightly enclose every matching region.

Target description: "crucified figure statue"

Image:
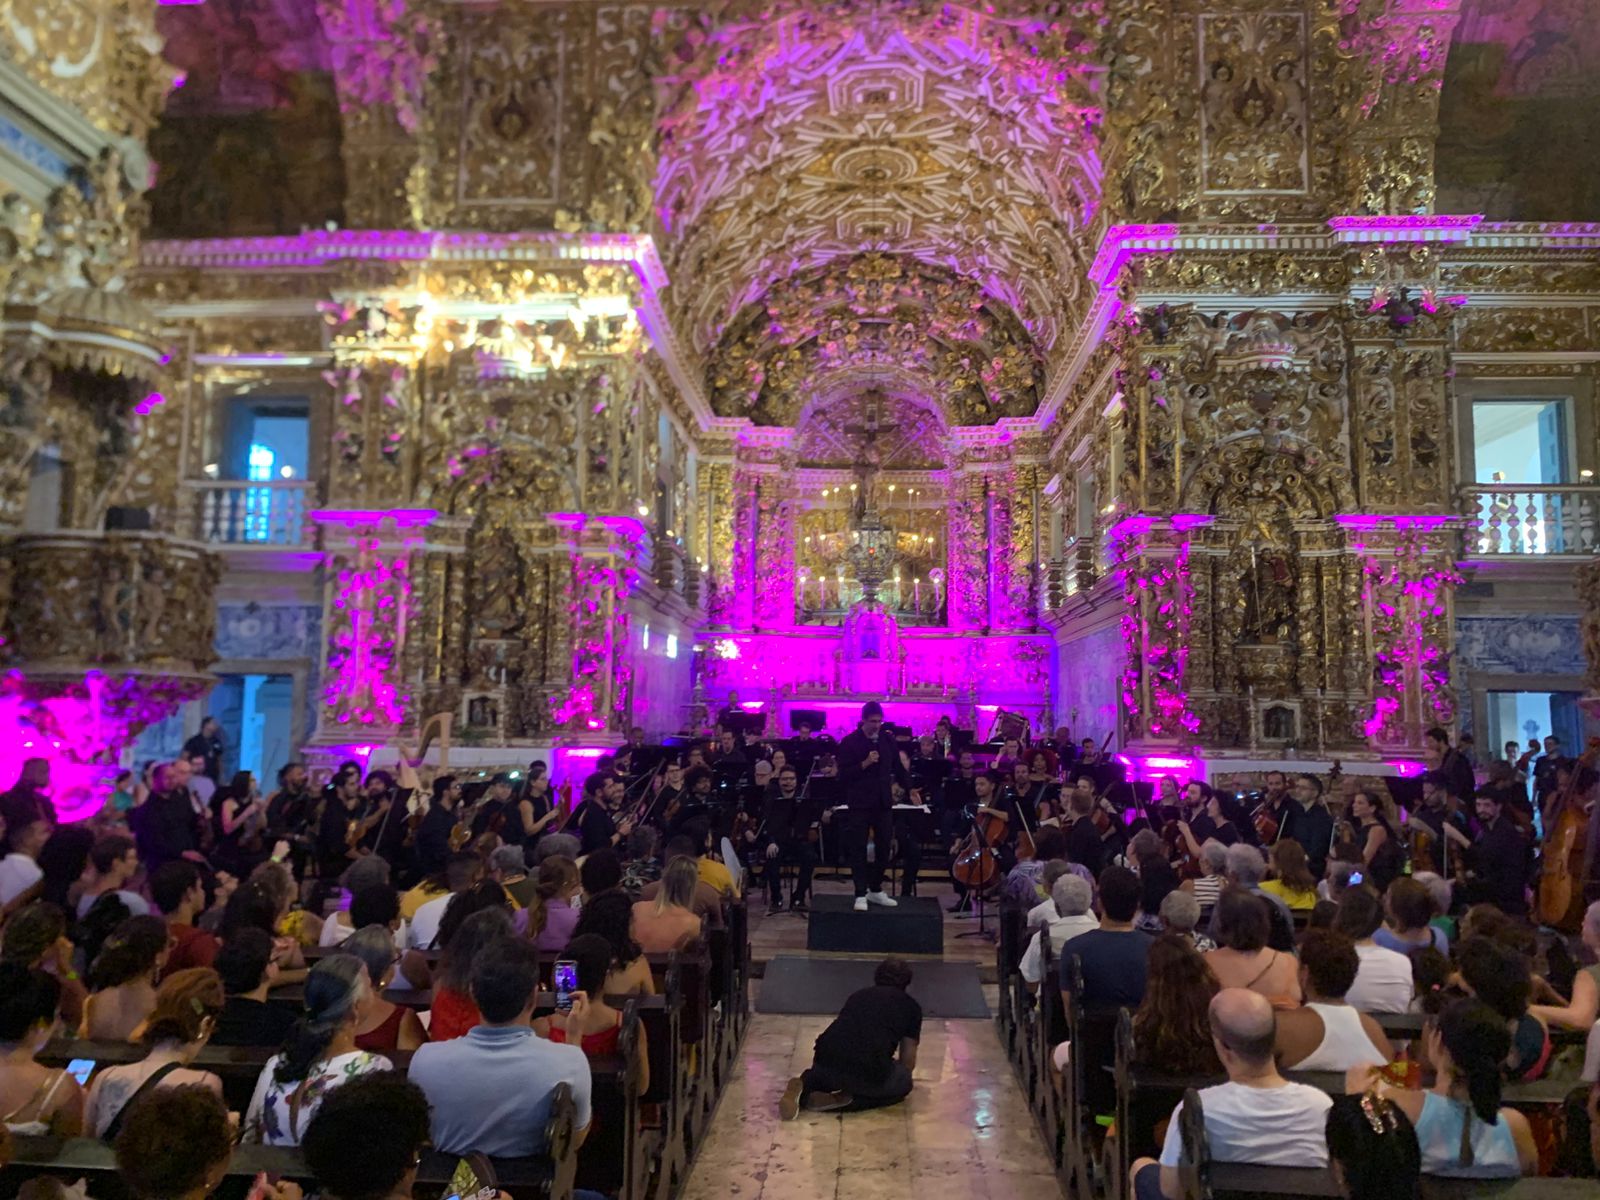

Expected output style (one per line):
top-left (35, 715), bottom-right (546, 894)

top-left (842, 395), bottom-right (898, 520)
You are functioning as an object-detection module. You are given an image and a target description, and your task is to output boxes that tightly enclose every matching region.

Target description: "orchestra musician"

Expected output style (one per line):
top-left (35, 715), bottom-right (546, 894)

top-left (1278, 773), bottom-right (1336, 880)
top-left (750, 764), bottom-right (817, 915)
top-left (1462, 790), bottom-right (1532, 914)
top-left (941, 751), bottom-right (979, 843)
top-left (836, 701), bottom-right (917, 912)
top-left (1402, 770), bottom-right (1469, 878)
top-left (1257, 770), bottom-right (1292, 843)
top-left (947, 768), bottom-right (1006, 915)
top-left (576, 772), bottom-right (635, 856)
top-left (1173, 782), bottom-right (1241, 861)
top-left (1005, 761), bottom-right (1056, 830)
top-left (514, 763), bottom-right (560, 854)
top-left (1062, 773), bottom-right (1106, 877)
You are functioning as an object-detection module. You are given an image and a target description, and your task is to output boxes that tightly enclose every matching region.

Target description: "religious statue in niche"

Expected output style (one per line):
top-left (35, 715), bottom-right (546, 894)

top-left (467, 527), bottom-right (526, 641)
top-left (1240, 544), bottom-right (1297, 645)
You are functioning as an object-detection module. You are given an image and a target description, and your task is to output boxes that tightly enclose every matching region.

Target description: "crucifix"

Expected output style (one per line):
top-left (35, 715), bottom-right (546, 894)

top-left (841, 393), bottom-right (899, 521)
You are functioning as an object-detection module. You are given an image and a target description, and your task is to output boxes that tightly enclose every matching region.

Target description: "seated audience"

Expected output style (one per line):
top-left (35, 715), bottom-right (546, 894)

top-left (1354, 998), bottom-right (1538, 1178)
top-left (1023, 859), bottom-right (1074, 929)
top-left (1334, 888), bottom-right (1413, 1014)
top-left (1531, 898), bottom-right (1599, 1034)
top-left (0, 816), bottom-right (49, 908)
top-left (1258, 840), bottom-right (1318, 912)
top-left (1454, 935), bottom-right (1549, 1082)
top-left (682, 820), bottom-right (737, 897)
top-left (2, 902), bottom-right (87, 1029)
top-left (631, 856), bottom-right (704, 953)
top-left (1210, 843), bottom-right (1295, 951)
top-left (0, 962), bottom-right (84, 1135)
top-left (1275, 930), bottom-right (1394, 1070)
top-left (1132, 933), bottom-right (1222, 1075)
top-left (1410, 871), bottom-right (1456, 945)
top-left (244, 954), bottom-right (392, 1145)
top-left (343, 925), bottom-right (427, 1053)
top-left (619, 824), bottom-right (665, 898)
top-left (491, 844), bottom-right (536, 908)
top-left (76, 835), bottom-right (149, 920)
top-left (409, 936), bottom-right (592, 1157)
top-left (1063, 866), bottom-right (1153, 1009)
top-left (1205, 889), bottom-right (1301, 1006)
top-left (1325, 1091), bottom-right (1422, 1200)
top-left (639, 835), bottom-right (727, 929)
top-left (408, 852), bottom-right (482, 951)
top-left (1131, 988), bottom-right (1333, 1200)
top-left (430, 904), bottom-right (515, 1041)
top-left (83, 915), bottom-right (170, 1039)
top-left (1020, 872), bottom-right (1097, 987)
top-left (781, 957), bottom-right (920, 1118)
top-left (318, 857), bottom-right (395, 946)
top-left (517, 854), bottom-right (582, 950)
top-left (1373, 877), bottom-right (1448, 956)
top-left (1409, 946), bottom-right (1452, 1017)
top-left (300, 1071), bottom-right (432, 1200)
top-left (573, 890), bottom-right (655, 995)
top-left (1135, 846), bottom-right (1181, 936)
top-left (535, 933), bottom-right (650, 1091)
top-left (1180, 839), bottom-right (1229, 914)
top-left (114, 1084), bottom-right (301, 1200)
top-left (580, 847), bottom-right (625, 900)
top-left (1158, 890), bottom-right (1215, 953)
top-left (148, 861), bottom-right (219, 973)
top-left (210, 927), bottom-right (297, 1048)
top-left (86, 968), bottom-right (226, 1139)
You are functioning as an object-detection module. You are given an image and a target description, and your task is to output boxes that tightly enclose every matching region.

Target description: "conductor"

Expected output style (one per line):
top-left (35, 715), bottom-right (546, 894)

top-left (836, 700), bottom-right (914, 912)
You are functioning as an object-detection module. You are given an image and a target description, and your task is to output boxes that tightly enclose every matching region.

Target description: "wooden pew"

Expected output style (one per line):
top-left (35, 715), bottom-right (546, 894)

top-left (1375, 1011), bottom-right (1589, 1050)
top-left (1175, 1086), bottom-right (1597, 1200)
top-left (995, 902), bottom-right (1027, 1058)
top-left (1, 1083), bottom-right (579, 1200)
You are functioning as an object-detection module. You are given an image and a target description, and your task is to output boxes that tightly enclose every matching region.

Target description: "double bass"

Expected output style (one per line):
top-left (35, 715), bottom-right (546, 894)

top-left (1537, 736), bottom-right (1599, 931)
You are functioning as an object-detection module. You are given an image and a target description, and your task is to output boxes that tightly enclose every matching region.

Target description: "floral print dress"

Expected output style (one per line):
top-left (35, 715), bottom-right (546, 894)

top-left (243, 1050), bottom-right (392, 1146)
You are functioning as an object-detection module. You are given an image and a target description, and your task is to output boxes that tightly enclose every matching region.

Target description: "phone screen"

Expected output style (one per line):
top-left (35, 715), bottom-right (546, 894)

top-left (66, 1058), bottom-right (96, 1086)
top-left (554, 959), bottom-right (578, 1012)
top-left (440, 1157), bottom-right (483, 1200)
top-left (1349, 871), bottom-right (1364, 886)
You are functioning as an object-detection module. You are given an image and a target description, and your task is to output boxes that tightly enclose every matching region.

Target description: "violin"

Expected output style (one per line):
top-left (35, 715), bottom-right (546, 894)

top-left (1250, 792), bottom-right (1280, 845)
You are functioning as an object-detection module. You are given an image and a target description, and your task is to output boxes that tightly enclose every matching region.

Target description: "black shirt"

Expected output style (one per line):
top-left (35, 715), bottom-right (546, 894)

top-left (210, 996), bottom-right (298, 1048)
top-left (415, 802), bottom-right (456, 878)
top-left (130, 790), bottom-right (201, 871)
top-left (577, 801), bottom-right (617, 856)
top-left (317, 796), bottom-right (360, 870)
top-left (1469, 816), bottom-right (1530, 912)
top-left (183, 732), bottom-right (225, 781)
top-left (837, 729), bottom-right (909, 812)
top-left (813, 985), bottom-right (922, 1084)
top-left (1187, 813), bottom-right (1240, 848)
top-left (1064, 813), bottom-right (1105, 877)
top-left (1281, 801), bottom-right (1336, 878)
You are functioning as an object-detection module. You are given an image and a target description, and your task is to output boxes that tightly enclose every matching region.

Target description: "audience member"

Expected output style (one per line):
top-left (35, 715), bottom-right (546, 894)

top-left (572, 890), bottom-right (655, 995)
top-left (244, 955), bottom-right (392, 1145)
top-left (83, 915), bottom-right (170, 1040)
top-left (580, 847), bottom-right (625, 899)
top-left (430, 904), bottom-right (515, 1041)
top-left (1354, 999), bottom-right (1538, 1178)
top-left (86, 968), bottom-right (226, 1139)
top-left (76, 836), bottom-right (149, 920)
top-left (1324, 1092), bottom-right (1422, 1200)
top-left (1062, 866), bottom-right (1153, 1009)
top-left (1205, 889), bottom-right (1301, 1005)
top-left (0, 962), bottom-right (84, 1135)
top-left (1132, 934), bottom-right (1221, 1075)
top-left (1023, 859), bottom-right (1077, 929)
top-left (1373, 877), bottom-right (1448, 956)
top-left (1259, 840), bottom-right (1318, 912)
top-left (1019, 872), bottom-right (1097, 987)
top-left (639, 835), bottom-right (727, 929)
top-left (1454, 936), bottom-right (1549, 1082)
top-left (343, 925), bottom-right (427, 1054)
top-left (0, 815), bottom-right (50, 907)
top-left (1335, 889), bottom-right (1413, 1014)
top-left (1181, 839), bottom-right (1229, 914)
top-left (780, 957), bottom-right (920, 1118)
top-left (1158, 890), bottom-right (1215, 953)
top-left (2, 903), bottom-right (87, 1029)
top-left (408, 852), bottom-right (482, 951)
top-left (148, 861), bottom-right (219, 973)
top-left (409, 937), bottom-right (592, 1157)
top-left (1131, 989), bottom-right (1332, 1200)
top-left (518, 854), bottom-right (582, 950)
top-left (1532, 899), bottom-right (1600, 1033)
top-left (535, 933), bottom-right (650, 1091)
top-left (631, 856), bottom-right (704, 953)
top-left (1274, 930), bottom-right (1394, 1070)
top-left (114, 1085), bottom-right (301, 1200)
top-left (1210, 844), bottom-right (1294, 951)
top-left (300, 1071), bottom-right (432, 1200)
top-left (210, 927), bottom-right (297, 1048)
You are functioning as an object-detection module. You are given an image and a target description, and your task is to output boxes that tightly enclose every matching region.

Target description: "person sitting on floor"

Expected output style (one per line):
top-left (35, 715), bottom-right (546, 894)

top-left (1275, 929), bottom-right (1395, 1071)
top-left (1019, 872), bottom-right (1097, 990)
top-left (1351, 998), bottom-right (1538, 1178)
top-left (1131, 988), bottom-right (1333, 1200)
top-left (780, 956), bottom-right (921, 1119)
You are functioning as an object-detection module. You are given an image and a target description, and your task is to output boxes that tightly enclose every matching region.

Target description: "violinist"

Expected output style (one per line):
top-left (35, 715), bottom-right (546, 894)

top-left (576, 772), bottom-right (635, 856)
top-left (1063, 774), bottom-right (1106, 877)
top-left (1463, 791), bottom-right (1531, 914)
top-left (315, 770), bottom-right (368, 878)
top-left (666, 768), bottom-right (716, 838)
top-left (1256, 770), bottom-right (1292, 844)
top-left (1174, 782), bottom-right (1240, 861)
top-left (645, 760), bottom-right (687, 831)
top-left (1026, 753), bottom-right (1063, 822)
top-left (1005, 761), bottom-right (1051, 830)
top-left (414, 774), bottom-right (461, 879)
top-left (362, 770), bottom-right (410, 865)
top-left (514, 763), bottom-right (560, 854)
top-left (469, 773), bottom-right (515, 842)
top-left (1425, 725), bottom-right (1476, 804)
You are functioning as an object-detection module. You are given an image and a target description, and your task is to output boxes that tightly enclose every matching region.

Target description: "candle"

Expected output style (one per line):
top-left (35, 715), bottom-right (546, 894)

top-left (914, 578), bottom-right (922, 611)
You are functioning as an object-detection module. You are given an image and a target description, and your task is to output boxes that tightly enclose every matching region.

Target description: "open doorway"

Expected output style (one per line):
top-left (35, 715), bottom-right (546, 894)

top-left (209, 673), bottom-right (297, 788)
top-left (1485, 689), bottom-right (1583, 765)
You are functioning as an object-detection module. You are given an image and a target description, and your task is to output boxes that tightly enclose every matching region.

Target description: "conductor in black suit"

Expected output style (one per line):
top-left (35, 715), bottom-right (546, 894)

top-left (837, 700), bottom-right (914, 911)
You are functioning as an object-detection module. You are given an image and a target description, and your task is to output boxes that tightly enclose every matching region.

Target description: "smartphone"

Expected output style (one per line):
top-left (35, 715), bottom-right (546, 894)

top-left (554, 958), bottom-right (578, 1012)
top-left (440, 1154), bottom-right (496, 1200)
top-left (1349, 870), bottom-right (1365, 886)
top-left (65, 1058), bottom-right (96, 1086)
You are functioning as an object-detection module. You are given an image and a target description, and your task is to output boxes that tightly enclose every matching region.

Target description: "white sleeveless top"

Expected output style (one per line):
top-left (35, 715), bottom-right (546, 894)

top-left (1294, 1002), bottom-right (1388, 1071)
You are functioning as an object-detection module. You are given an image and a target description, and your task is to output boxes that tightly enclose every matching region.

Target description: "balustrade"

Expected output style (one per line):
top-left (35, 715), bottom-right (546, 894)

top-left (1461, 485), bottom-right (1600, 557)
top-left (182, 480), bottom-right (315, 548)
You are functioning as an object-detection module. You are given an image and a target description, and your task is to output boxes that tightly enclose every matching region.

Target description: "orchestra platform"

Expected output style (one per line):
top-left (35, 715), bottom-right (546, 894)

top-left (805, 893), bottom-right (945, 956)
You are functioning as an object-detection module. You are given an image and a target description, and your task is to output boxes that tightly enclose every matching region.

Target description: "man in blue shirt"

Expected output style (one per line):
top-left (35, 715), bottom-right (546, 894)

top-left (408, 937), bottom-right (592, 1158)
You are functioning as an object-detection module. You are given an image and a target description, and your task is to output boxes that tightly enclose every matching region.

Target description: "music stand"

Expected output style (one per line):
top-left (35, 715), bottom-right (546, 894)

top-left (790, 709), bottom-right (826, 734)
top-left (954, 878), bottom-right (998, 942)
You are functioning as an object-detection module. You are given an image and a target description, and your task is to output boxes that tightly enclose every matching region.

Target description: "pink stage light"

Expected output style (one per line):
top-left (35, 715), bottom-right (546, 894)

top-left (309, 508), bottom-right (438, 529)
top-left (1385, 760), bottom-right (1425, 777)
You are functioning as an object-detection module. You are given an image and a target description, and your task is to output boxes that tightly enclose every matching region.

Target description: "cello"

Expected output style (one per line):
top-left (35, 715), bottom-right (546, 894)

top-left (951, 805), bottom-right (1008, 893)
top-left (1536, 736), bottom-right (1599, 931)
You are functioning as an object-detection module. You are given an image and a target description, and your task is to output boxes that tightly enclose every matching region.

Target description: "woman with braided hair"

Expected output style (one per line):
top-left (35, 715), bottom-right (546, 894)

top-left (242, 953), bottom-right (392, 1145)
top-left (1325, 1091), bottom-right (1421, 1200)
top-left (1348, 998), bottom-right (1538, 1178)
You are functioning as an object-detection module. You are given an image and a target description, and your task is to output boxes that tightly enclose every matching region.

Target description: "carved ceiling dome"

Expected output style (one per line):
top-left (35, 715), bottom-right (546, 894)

top-left (794, 390), bottom-right (946, 470)
top-left (706, 253), bottom-right (1042, 426)
top-left (656, 0), bottom-right (1102, 419)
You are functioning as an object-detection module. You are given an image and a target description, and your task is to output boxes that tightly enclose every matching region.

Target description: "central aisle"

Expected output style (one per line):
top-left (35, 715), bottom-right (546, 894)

top-left (682, 1013), bottom-right (1062, 1200)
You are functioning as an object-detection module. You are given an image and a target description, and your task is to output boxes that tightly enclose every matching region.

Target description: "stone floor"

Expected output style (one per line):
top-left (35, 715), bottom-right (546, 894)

top-left (680, 1010), bottom-right (1061, 1200)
